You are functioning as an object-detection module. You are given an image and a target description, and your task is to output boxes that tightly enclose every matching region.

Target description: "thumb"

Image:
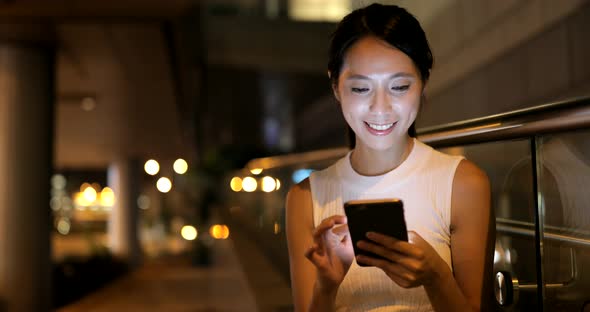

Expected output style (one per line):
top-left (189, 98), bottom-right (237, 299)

top-left (407, 231), bottom-right (425, 244)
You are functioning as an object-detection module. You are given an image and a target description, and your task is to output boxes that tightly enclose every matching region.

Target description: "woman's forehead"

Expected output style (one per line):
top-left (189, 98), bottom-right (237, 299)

top-left (340, 36), bottom-right (419, 78)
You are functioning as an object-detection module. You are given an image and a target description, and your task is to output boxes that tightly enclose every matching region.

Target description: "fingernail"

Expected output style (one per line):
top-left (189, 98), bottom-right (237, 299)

top-left (366, 232), bottom-right (374, 238)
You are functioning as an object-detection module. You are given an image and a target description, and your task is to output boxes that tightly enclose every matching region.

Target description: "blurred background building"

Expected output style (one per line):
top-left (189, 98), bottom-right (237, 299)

top-left (0, 0), bottom-right (589, 311)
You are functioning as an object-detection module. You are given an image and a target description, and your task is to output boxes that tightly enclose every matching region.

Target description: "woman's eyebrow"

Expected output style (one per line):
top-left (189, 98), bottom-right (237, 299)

top-left (346, 72), bottom-right (415, 80)
top-left (389, 72), bottom-right (414, 79)
top-left (346, 74), bottom-right (370, 80)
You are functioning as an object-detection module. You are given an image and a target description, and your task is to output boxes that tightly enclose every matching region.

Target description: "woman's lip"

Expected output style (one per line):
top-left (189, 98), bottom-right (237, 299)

top-left (364, 121), bottom-right (396, 136)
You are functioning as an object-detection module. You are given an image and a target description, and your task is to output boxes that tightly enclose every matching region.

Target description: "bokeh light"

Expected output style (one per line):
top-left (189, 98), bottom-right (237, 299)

top-left (173, 158), bottom-right (188, 174)
top-left (144, 159), bottom-right (160, 175)
top-left (181, 225), bottom-right (198, 241)
top-left (230, 177), bottom-right (243, 192)
top-left (250, 168), bottom-right (263, 175)
top-left (81, 97), bottom-right (96, 111)
top-left (210, 224), bottom-right (230, 239)
top-left (80, 182), bottom-right (91, 192)
top-left (50, 197), bottom-right (61, 211)
top-left (83, 186), bottom-right (97, 203)
top-left (57, 218), bottom-right (71, 235)
top-left (51, 174), bottom-right (66, 189)
top-left (275, 178), bottom-right (281, 190)
top-left (74, 192), bottom-right (90, 207)
top-left (91, 182), bottom-right (101, 191)
top-left (242, 177), bottom-right (257, 192)
top-left (137, 195), bottom-right (150, 210)
top-left (100, 187), bottom-right (115, 206)
top-left (156, 177), bottom-right (172, 193)
top-left (261, 176), bottom-right (276, 192)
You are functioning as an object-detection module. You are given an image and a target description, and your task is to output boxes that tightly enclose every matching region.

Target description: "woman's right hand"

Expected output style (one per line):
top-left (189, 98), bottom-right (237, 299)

top-left (305, 215), bottom-right (354, 292)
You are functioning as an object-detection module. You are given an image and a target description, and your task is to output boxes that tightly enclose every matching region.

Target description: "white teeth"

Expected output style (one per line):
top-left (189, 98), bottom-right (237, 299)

top-left (367, 122), bottom-right (394, 131)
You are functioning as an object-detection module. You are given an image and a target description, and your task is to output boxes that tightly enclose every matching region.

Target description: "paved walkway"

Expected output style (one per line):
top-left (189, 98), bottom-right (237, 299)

top-left (58, 239), bottom-right (259, 312)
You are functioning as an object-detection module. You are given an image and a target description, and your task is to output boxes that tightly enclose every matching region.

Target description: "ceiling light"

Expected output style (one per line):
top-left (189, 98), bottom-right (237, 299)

top-left (81, 97), bottom-right (96, 111)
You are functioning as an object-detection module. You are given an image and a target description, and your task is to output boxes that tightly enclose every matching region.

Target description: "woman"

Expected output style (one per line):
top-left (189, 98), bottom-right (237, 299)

top-left (286, 4), bottom-right (494, 311)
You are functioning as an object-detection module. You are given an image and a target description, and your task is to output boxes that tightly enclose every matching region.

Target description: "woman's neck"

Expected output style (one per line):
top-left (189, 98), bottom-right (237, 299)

top-left (350, 136), bottom-right (414, 176)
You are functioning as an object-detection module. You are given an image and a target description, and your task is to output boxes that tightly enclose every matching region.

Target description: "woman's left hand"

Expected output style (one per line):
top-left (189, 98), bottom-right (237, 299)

top-left (355, 231), bottom-right (450, 288)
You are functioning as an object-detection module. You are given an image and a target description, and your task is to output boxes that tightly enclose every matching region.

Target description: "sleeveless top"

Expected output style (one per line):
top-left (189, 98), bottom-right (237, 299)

top-left (308, 139), bottom-right (464, 311)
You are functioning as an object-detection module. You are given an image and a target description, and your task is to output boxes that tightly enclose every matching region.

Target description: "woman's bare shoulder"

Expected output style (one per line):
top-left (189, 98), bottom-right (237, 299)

top-left (286, 178), bottom-right (313, 217)
top-left (289, 177), bottom-right (311, 196)
top-left (454, 159), bottom-right (490, 195)
top-left (451, 159), bottom-right (491, 223)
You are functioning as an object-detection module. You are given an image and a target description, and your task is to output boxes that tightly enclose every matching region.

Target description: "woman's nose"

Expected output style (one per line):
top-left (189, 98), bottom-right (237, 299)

top-left (369, 89), bottom-right (392, 114)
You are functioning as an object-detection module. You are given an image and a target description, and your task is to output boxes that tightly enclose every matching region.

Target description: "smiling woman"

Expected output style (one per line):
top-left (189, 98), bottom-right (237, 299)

top-left (327, 3), bottom-right (433, 150)
top-left (286, 3), bottom-right (494, 312)
top-left (336, 36), bottom-right (422, 156)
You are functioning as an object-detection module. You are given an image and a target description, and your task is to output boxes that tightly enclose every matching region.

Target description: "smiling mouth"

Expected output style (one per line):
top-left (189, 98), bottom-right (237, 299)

top-left (366, 122), bottom-right (395, 131)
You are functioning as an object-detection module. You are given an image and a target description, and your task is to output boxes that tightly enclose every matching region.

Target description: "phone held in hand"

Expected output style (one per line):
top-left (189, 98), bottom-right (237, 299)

top-left (344, 198), bottom-right (408, 266)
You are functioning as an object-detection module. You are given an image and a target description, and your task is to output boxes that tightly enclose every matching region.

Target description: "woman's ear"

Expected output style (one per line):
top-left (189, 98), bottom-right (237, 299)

top-left (332, 82), bottom-right (341, 102)
top-left (328, 70), bottom-right (341, 102)
top-left (419, 87), bottom-right (427, 114)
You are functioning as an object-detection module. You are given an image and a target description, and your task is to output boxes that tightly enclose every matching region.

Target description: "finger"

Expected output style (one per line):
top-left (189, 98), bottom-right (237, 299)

top-left (356, 255), bottom-right (418, 288)
top-left (406, 231), bottom-right (430, 260)
top-left (330, 224), bottom-right (350, 244)
top-left (305, 246), bottom-right (326, 268)
top-left (355, 255), bottom-right (410, 279)
top-left (407, 231), bottom-right (425, 244)
top-left (331, 223), bottom-right (349, 235)
top-left (356, 240), bottom-right (402, 262)
top-left (304, 245), bottom-right (314, 259)
top-left (366, 232), bottom-right (420, 257)
top-left (305, 243), bottom-right (323, 257)
top-left (365, 231), bottom-right (401, 246)
top-left (313, 215), bottom-right (347, 238)
top-left (357, 239), bottom-right (425, 274)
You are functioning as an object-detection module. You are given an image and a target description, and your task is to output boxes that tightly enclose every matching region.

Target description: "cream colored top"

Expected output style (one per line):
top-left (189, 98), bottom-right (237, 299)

top-left (309, 139), bottom-right (463, 311)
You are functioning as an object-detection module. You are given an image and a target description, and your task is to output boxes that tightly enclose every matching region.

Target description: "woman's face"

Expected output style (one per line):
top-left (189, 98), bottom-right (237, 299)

top-left (335, 36), bottom-right (423, 151)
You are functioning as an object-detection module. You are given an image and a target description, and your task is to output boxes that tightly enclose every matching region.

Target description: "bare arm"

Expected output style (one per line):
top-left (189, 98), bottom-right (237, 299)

top-left (286, 179), bottom-right (317, 311)
top-left (287, 179), bottom-right (343, 311)
top-left (286, 179), bottom-right (352, 311)
top-left (425, 159), bottom-right (494, 311)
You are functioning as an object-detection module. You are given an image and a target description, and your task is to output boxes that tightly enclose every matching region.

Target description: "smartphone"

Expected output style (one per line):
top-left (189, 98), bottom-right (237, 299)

top-left (344, 198), bottom-right (407, 266)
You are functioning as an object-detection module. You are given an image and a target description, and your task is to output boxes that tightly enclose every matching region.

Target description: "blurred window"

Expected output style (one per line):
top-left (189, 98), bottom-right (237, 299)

top-left (288, 0), bottom-right (351, 22)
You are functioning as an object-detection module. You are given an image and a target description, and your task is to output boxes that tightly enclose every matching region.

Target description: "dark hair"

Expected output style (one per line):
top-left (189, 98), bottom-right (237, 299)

top-left (328, 3), bottom-right (433, 149)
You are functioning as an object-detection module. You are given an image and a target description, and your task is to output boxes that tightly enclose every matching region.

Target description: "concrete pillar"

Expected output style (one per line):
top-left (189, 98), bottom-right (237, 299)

top-left (107, 159), bottom-right (141, 266)
top-left (0, 35), bottom-right (55, 310)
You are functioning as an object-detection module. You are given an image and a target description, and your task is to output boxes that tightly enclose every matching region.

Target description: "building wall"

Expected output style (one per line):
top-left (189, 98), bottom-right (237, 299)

top-left (293, 0), bottom-right (590, 150)
top-left (419, 0), bottom-right (590, 127)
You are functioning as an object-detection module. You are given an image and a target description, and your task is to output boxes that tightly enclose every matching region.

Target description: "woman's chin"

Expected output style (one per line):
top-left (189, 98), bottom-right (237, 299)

top-left (358, 140), bottom-right (396, 152)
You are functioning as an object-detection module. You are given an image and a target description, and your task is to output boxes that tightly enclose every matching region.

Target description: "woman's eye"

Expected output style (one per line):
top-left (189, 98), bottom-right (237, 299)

top-left (391, 85), bottom-right (410, 92)
top-left (351, 87), bottom-right (369, 93)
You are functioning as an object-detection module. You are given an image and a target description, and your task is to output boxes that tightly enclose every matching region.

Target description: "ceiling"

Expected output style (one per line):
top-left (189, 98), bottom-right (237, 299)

top-left (0, 0), bottom-right (331, 170)
top-left (0, 0), bottom-right (452, 170)
top-left (0, 0), bottom-right (200, 169)
top-left (55, 23), bottom-right (187, 168)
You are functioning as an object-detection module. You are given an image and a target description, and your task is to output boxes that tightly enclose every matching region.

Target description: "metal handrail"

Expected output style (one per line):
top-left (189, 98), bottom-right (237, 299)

top-left (420, 96), bottom-right (590, 148)
top-left (243, 96), bottom-right (590, 251)
top-left (246, 96), bottom-right (590, 169)
top-left (497, 218), bottom-right (590, 248)
top-left (246, 146), bottom-right (348, 170)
